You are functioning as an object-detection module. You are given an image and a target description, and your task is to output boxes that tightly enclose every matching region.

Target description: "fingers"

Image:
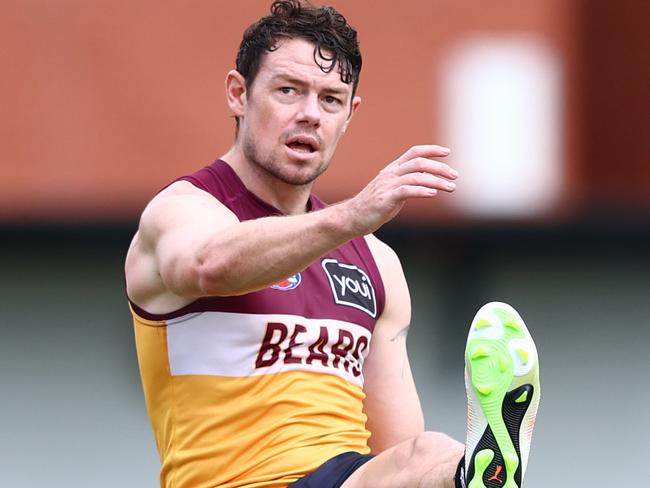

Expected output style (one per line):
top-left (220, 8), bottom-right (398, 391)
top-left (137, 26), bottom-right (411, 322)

top-left (393, 184), bottom-right (450, 200)
top-left (347, 146), bottom-right (457, 234)
top-left (393, 145), bottom-right (451, 166)
top-left (394, 185), bottom-right (439, 199)
top-left (398, 171), bottom-right (456, 193)
top-left (362, 145), bottom-right (458, 222)
top-left (395, 157), bottom-right (458, 181)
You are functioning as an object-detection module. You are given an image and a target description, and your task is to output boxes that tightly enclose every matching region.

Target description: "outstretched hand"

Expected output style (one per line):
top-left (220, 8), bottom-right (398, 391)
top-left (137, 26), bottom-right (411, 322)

top-left (339, 145), bottom-right (458, 235)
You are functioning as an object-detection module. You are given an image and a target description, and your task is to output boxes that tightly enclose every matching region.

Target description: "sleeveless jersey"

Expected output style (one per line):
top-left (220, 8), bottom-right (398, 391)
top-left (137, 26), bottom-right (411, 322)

top-left (130, 160), bottom-right (386, 488)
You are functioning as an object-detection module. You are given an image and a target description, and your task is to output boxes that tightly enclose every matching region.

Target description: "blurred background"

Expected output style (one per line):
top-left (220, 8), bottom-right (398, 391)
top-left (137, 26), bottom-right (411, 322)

top-left (1, 0), bottom-right (648, 486)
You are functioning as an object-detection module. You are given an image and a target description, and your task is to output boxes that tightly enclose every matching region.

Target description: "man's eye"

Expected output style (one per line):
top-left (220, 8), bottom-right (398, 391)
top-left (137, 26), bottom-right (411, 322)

top-left (279, 87), bottom-right (295, 95)
top-left (324, 96), bottom-right (341, 105)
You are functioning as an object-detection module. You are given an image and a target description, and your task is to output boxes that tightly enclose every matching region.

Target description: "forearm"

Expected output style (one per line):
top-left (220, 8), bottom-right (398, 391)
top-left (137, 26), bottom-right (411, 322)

top-left (195, 203), bottom-right (355, 296)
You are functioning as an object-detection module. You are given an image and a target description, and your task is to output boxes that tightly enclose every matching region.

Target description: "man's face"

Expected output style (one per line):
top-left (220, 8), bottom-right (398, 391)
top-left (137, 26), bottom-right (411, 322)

top-left (237, 38), bottom-right (360, 186)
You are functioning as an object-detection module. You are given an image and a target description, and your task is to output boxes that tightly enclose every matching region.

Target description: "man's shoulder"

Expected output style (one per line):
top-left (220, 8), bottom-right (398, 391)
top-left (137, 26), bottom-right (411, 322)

top-left (145, 180), bottom-right (219, 213)
top-left (137, 180), bottom-right (237, 244)
top-left (158, 178), bottom-right (211, 198)
top-left (363, 234), bottom-right (403, 276)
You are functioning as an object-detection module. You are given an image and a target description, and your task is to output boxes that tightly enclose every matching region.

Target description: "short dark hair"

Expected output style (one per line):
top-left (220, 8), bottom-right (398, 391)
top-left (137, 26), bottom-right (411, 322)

top-left (236, 0), bottom-right (362, 96)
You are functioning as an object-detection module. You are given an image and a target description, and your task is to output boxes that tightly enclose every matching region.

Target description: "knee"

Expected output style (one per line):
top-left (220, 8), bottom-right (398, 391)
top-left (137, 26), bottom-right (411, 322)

top-left (392, 433), bottom-right (464, 487)
top-left (351, 433), bottom-right (463, 488)
top-left (398, 432), bottom-right (464, 469)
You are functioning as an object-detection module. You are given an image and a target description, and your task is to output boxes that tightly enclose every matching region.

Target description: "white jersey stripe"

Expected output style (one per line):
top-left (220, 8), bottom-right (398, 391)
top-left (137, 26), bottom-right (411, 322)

top-left (166, 311), bottom-right (372, 388)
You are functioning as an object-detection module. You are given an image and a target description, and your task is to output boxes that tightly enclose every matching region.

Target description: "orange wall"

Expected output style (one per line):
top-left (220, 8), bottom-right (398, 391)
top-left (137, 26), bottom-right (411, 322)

top-left (0, 0), bottom-right (583, 222)
top-left (582, 0), bottom-right (650, 211)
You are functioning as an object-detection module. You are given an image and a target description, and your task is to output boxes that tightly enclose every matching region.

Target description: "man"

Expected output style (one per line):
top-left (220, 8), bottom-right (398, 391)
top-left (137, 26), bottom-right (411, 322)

top-left (125, 2), bottom-right (540, 487)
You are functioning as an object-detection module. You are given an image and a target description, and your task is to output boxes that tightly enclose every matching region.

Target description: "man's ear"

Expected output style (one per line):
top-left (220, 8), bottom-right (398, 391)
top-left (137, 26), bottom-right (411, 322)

top-left (225, 70), bottom-right (247, 117)
top-left (342, 95), bottom-right (362, 133)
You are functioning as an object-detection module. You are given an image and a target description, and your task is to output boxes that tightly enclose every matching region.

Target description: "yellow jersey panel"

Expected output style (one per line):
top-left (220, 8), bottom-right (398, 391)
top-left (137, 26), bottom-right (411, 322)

top-left (132, 309), bottom-right (372, 488)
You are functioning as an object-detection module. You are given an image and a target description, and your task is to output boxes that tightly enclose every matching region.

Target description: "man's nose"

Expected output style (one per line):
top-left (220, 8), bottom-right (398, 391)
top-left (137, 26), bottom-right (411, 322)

top-left (296, 94), bottom-right (321, 126)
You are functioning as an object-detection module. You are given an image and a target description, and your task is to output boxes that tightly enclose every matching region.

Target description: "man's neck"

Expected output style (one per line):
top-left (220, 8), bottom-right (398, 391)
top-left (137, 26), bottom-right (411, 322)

top-left (221, 146), bottom-right (313, 215)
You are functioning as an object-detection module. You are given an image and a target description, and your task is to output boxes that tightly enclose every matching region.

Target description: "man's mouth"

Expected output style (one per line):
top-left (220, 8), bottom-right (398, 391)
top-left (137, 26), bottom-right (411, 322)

top-left (287, 142), bottom-right (316, 153)
top-left (285, 135), bottom-right (319, 154)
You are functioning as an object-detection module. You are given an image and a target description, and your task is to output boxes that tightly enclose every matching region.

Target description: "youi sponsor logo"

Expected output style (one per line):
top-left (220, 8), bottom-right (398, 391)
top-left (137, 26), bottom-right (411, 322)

top-left (321, 258), bottom-right (377, 317)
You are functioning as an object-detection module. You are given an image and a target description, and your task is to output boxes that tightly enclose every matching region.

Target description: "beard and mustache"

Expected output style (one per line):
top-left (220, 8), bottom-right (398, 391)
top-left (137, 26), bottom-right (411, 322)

top-left (241, 127), bottom-right (329, 187)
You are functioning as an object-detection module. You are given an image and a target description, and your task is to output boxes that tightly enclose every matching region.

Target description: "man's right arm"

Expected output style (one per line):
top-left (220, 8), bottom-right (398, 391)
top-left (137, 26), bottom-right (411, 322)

top-left (126, 180), bottom-right (357, 306)
top-left (125, 145), bottom-right (458, 311)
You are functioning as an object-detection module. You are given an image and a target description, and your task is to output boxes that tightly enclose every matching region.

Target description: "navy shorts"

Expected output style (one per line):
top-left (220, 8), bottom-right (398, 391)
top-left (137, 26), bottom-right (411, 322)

top-left (289, 451), bottom-right (374, 488)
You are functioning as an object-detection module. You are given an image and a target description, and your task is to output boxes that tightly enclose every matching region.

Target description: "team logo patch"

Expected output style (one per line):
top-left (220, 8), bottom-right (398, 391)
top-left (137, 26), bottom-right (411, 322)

top-left (271, 273), bottom-right (302, 291)
top-left (321, 258), bottom-right (377, 318)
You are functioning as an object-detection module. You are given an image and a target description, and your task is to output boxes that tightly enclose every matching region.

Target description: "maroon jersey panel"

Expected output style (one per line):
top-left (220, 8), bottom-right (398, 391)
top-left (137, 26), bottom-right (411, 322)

top-left (133, 160), bottom-right (386, 332)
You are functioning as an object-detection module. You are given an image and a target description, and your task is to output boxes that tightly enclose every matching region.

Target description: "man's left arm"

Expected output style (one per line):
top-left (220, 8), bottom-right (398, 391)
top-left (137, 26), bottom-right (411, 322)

top-left (362, 234), bottom-right (425, 453)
